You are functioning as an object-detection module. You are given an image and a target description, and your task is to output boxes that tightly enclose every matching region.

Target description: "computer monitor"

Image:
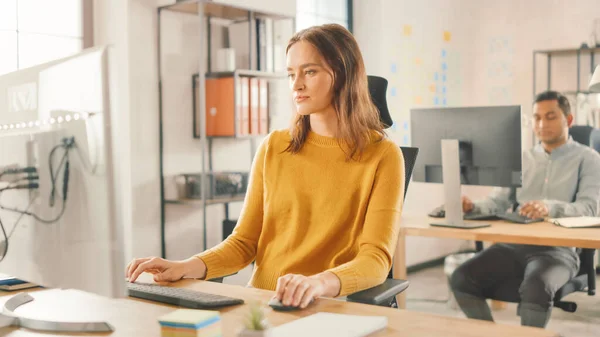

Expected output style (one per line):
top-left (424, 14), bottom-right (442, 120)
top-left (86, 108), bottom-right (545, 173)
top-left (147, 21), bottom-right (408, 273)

top-left (0, 47), bottom-right (124, 332)
top-left (411, 105), bottom-right (522, 188)
top-left (410, 105), bottom-right (522, 228)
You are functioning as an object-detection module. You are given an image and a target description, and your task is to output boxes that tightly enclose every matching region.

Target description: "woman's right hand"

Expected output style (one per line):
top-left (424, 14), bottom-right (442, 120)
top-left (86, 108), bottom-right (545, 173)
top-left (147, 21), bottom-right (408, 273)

top-left (126, 257), bottom-right (206, 283)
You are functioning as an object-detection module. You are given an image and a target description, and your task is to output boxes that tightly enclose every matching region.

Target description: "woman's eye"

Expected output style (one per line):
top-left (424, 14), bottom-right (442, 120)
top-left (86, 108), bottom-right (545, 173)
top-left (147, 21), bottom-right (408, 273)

top-left (305, 70), bottom-right (316, 75)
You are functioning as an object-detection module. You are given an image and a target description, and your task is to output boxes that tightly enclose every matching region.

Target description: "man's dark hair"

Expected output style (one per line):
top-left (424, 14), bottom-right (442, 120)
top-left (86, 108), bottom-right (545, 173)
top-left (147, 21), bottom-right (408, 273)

top-left (534, 91), bottom-right (571, 116)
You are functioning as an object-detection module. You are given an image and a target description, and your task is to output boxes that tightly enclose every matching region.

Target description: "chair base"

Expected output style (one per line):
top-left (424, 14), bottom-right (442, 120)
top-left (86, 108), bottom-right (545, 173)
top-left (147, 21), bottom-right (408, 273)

top-left (554, 301), bottom-right (577, 313)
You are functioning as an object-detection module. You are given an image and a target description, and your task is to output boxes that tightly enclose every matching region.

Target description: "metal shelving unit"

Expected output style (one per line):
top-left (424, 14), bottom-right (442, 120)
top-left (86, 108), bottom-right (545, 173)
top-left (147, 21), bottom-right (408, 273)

top-left (533, 46), bottom-right (600, 97)
top-left (157, 0), bottom-right (293, 258)
top-left (533, 46), bottom-right (600, 127)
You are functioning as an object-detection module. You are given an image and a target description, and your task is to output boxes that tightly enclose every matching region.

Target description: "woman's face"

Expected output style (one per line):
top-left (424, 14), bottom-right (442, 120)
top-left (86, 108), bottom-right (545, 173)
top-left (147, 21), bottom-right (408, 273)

top-left (286, 41), bottom-right (334, 116)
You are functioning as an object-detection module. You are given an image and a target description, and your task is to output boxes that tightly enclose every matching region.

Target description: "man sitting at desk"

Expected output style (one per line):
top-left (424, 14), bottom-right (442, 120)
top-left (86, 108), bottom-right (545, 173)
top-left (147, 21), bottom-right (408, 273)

top-left (450, 90), bottom-right (600, 328)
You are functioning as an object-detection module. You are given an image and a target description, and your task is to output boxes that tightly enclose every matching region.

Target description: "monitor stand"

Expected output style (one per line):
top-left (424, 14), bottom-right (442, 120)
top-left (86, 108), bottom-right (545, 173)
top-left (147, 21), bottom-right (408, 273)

top-left (430, 139), bottom-right (490, 229)
top-left (0, 292), bottom-right (113, 332)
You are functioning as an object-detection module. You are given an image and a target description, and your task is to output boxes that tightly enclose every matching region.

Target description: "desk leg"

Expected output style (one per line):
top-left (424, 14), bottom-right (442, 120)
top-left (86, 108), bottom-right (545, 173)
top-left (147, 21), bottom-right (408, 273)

top-left (393, 231), bottom-right (407, 309)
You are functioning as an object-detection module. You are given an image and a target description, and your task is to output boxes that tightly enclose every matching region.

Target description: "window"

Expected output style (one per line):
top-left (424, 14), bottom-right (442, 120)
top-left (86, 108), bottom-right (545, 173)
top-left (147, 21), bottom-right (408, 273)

top-left (0, 0), bottom-right (84, 75)
top-left (296, 0), bottom-right (352, 32)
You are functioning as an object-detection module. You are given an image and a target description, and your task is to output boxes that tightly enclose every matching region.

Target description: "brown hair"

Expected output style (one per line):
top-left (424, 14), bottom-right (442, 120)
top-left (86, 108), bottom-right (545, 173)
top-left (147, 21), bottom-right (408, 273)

top-left (285, 24), bottom-right (385, 161)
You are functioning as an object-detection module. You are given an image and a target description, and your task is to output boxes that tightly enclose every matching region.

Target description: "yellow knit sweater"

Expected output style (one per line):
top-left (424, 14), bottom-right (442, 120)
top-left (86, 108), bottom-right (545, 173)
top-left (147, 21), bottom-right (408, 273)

top-left (195, 129), bottom-right (405, 296)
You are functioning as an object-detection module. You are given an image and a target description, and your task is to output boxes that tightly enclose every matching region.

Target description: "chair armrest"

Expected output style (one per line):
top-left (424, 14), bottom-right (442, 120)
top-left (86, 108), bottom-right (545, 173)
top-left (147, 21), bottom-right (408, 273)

top-left (346, 279), bottom-right (409, 306)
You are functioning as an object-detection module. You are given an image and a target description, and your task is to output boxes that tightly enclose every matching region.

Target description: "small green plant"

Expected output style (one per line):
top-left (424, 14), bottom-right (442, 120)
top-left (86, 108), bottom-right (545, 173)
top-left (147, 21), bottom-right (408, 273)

top-left (244, 301), bottom-right (269, 331)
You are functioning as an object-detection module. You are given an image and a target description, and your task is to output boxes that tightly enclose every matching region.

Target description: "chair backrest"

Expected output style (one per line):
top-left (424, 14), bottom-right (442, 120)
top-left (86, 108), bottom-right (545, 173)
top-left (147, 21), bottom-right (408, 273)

top-left (368, 75), bottom-right (393, 128)
top-left (368, 75), bottom-right (419, 199)
top-left (399, 147), bottom-right (419, 198)
top-left (590, 128), bottom-right (600, 153)
top-left (569, 125), bottom-right (593, 146)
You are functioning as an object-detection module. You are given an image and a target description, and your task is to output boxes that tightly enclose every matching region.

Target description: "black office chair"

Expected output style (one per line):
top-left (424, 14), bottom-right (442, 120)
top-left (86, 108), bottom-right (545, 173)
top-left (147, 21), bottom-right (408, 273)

top-left (346, 145), bottom-right (418, 307)
top-left (345, 76), bottom-right (418, 307)
top-left (481, 248), bottom-right (596, 313)
top-left (590, 128), bottom-right (600, 153)
top-left (569, 125), bottom-right (594, 146)
top-left (589, 129), bottom-right (600, 275)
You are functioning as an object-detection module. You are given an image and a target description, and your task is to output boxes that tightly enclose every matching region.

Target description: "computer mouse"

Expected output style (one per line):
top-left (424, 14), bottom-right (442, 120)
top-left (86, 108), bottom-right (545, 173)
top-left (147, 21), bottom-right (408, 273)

top-left (268, 297), bottom-right (312, 311)
top-left (428, 205), bottom-right (445, 218)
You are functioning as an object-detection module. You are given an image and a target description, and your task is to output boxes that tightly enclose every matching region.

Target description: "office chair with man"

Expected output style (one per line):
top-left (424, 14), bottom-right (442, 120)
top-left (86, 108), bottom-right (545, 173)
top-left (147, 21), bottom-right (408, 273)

top-left (474, 124), bottom-right (598, 313)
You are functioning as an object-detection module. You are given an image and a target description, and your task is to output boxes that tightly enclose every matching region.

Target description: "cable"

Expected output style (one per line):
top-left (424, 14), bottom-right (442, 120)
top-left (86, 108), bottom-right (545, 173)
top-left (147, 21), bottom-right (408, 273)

top-left (49, 145), bottom-right (68, 207)
top-left (0, 136), bottom-right (74, 224)
top-left (0, 216), bottom-right (8, 263)
top-left (8, 195), bottom-right (35, 239)
top-left (0, 193), bottom-right (66, 224)
top-left (9, 175), bottom-right (39, 185)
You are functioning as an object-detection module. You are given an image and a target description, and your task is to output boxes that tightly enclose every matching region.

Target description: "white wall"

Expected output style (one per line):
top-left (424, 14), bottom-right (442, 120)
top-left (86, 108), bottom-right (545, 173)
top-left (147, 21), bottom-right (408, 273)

top-left (354, 0), bottom-right (600, 266)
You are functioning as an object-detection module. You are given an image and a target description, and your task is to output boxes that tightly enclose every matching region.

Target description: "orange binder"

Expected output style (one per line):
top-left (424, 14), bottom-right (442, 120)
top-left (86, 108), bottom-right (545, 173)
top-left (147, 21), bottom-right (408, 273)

top-left (205, 77), bottom-right (235, 137)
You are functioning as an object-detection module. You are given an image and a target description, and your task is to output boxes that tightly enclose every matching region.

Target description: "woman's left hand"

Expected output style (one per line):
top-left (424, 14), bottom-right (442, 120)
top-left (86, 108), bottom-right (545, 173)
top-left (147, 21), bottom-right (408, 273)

top-left (274, 274), bottom-right (326, 308)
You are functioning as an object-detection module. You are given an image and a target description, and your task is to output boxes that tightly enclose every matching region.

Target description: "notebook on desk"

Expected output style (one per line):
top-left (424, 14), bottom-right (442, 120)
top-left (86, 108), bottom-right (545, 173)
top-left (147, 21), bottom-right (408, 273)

top-left (549, 217), bottom-right (600, 228)
top-left (270, 312), bottom-right (387, 337)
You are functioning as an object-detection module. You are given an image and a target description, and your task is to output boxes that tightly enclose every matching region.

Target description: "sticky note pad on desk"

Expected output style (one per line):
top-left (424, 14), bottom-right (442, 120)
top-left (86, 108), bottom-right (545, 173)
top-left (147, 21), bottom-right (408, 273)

top-left (158, 309), bottom-right (221, 337)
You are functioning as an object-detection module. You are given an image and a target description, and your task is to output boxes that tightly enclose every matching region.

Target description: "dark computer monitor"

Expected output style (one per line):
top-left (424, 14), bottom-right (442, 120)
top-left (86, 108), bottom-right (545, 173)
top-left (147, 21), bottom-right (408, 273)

top-left (411, 105), bottom-right (522, 188)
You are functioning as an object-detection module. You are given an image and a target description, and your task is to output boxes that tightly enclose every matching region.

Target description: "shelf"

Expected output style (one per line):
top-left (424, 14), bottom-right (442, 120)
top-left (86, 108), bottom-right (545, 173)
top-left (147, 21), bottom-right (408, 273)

top-left (161, 0), bottom-right (292, 21)
top-left (205, 135), bottom-right (266, 140)
top-left (563, 90), bottom-right (599, 95)
top-left (202, 70), bottom-right (287, 79)
top-left (165, 196), bottom-right (246, 205)
top-left (534, 46), bottom-right (600, 56)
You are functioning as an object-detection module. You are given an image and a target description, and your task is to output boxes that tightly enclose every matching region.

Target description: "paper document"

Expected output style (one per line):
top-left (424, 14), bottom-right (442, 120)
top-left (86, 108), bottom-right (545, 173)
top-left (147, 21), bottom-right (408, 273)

top-left (270, 312), bottom-right (387, 337)
top-left (549, 217), bottom-right (600, 228)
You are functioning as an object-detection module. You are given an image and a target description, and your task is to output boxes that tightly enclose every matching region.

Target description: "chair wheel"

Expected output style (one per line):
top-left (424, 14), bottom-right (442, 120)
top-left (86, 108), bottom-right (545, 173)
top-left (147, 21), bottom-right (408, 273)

top-left (555, 301), bottom-right (577, 313)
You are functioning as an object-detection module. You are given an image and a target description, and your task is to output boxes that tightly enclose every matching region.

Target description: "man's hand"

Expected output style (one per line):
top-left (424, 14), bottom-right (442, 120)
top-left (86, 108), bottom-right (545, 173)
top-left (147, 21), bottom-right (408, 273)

top-left (519, 201), bottom-right (549, 219)
top-left (462, 196), bottom-right (474, 213)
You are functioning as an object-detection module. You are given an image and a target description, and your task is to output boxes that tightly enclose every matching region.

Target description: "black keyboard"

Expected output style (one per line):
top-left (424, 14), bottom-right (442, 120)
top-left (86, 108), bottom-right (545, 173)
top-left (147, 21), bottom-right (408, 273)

top-left (496, 213), bottom-right (544, 224)
top-left (463, 213), bottom-right (500, 221)
top-left (126, 282), bottom-right (244, 309)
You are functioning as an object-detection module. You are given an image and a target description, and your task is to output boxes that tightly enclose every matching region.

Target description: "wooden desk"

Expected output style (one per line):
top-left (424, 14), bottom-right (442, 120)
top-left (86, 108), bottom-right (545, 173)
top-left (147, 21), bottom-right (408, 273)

top-left (0, 275), bottom-right (558, 337)
top-left (393, 216), bottom-right (600, 308)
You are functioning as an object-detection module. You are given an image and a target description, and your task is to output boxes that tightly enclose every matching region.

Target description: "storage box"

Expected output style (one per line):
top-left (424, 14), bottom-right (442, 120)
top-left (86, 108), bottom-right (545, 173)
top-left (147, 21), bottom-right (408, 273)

top-left (181, 172), bottom-right (249, 199)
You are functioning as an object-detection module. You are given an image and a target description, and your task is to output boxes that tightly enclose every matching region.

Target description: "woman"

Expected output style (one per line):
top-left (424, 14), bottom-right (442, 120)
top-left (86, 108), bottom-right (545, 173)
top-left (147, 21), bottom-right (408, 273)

top-left (127, 24), bottom-right (405, 309)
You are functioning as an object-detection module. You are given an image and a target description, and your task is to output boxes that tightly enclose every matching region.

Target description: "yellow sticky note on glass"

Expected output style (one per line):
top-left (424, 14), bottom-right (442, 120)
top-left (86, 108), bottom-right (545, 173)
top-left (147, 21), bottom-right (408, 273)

top-left (403, 25), bottom-right (412, 36)
top-left (443, 31), bottom-right (452, 42)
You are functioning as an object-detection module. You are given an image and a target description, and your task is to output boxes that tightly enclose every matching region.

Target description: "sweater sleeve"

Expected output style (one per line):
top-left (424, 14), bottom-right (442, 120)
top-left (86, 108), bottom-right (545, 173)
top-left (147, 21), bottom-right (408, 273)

top-left (327, 143), bottom-right (405, 296)
top-left (193, 134), bottom-right (269, 280)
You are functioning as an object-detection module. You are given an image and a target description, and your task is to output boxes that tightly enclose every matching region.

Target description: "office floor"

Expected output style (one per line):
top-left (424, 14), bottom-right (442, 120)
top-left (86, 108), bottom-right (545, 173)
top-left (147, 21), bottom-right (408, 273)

top-left (225, 264), bottom-right (600, 337)
top-left (406, 266), bottom-right (600, 337)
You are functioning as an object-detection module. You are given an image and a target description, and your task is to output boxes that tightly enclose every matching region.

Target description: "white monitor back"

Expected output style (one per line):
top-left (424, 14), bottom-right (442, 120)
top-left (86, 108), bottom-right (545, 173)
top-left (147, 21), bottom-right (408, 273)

top-left (0, 47), bottom-right (125, 298)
